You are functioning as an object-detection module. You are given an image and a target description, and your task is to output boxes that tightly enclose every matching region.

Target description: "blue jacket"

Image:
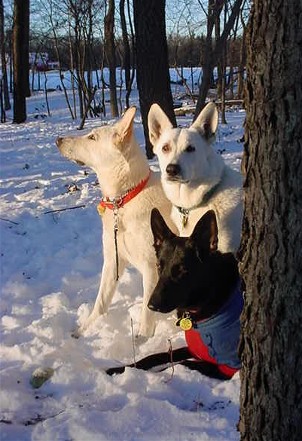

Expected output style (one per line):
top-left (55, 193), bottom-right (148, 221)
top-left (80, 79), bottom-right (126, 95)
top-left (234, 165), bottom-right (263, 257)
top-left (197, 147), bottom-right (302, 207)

top-left (185, 284), bottom-right (243, 377)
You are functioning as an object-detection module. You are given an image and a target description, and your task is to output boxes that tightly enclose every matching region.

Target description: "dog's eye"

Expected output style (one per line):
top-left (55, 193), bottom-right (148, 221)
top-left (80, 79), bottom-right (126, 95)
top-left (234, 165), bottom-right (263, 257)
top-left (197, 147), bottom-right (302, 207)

top-left (185, 145), bottom-right (195, 153)
top-left (88, 133), bottom-right (96, 140)
top-left (162, 144), bottom-right (171, 153)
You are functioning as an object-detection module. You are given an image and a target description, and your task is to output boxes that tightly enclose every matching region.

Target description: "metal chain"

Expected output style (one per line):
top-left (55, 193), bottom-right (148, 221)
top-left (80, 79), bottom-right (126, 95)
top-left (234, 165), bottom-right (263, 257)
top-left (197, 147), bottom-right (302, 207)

top-left (113, 205), bottom-right (119, 281)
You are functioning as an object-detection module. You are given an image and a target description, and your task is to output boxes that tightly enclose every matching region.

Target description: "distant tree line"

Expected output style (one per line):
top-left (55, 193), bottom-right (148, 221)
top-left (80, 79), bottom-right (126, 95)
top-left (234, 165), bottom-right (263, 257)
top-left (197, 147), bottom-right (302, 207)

top-left (1, 0), bottom-right (248, 143)
top-left (6, 33), bottom-right (244, 72)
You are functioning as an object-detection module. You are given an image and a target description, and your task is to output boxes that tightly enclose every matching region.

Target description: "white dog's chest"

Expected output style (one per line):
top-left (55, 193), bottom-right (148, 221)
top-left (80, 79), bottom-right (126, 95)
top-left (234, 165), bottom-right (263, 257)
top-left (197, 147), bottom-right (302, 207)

top-left (171, 200), bottom-right (241, 254)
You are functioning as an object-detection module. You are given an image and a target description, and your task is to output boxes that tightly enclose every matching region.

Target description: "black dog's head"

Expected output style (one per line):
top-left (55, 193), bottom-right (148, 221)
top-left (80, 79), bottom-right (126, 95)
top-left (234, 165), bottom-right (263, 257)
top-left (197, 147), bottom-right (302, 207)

top-left (148, 209), bottom-right (239, 317)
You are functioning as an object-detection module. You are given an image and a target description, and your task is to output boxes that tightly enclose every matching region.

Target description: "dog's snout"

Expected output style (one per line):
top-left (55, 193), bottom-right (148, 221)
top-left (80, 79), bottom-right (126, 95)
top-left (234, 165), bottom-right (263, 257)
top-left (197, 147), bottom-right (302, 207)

top-left (148, 301), bottom-right (160, 312)
top-left (56, 136), bottom-right (63, 147)
top-left (166, 163), bottom-right (181, 177)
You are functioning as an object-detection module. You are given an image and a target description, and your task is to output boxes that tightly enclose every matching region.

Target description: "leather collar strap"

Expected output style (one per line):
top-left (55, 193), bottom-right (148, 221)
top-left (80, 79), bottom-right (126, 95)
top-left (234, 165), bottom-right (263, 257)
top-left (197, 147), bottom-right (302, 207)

top-left (98, 170), bottom-right (151, 211)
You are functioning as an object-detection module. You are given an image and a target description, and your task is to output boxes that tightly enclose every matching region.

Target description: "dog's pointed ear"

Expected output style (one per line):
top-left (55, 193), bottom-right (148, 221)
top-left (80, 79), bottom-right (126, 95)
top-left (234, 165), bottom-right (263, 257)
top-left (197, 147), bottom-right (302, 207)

top-left (190, 210), bottom-right (218, 253)
top-left (191, 102), bottom-right (218, 141)
top-left (148, 104), bottom-right (174, 146)
top-left (151, 208), bottom-right (174, 250)
top-left (115, 106), bottom-right (136, 144)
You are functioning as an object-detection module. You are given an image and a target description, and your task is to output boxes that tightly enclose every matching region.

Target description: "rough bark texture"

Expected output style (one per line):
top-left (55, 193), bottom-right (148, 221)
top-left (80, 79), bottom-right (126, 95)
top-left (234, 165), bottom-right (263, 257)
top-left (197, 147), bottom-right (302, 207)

top-left (104, 0), bottom-right (118, 117)
top-left (13, 0), bottom-right (29, 123)
top-left (238, 1), bottom-right (302, 440)
top-left (0, 0), bottom-right (10, 111)
top-left (120, 0), bottom-right (131, 108)
top-left (133, 0), bottom-right (176, 158)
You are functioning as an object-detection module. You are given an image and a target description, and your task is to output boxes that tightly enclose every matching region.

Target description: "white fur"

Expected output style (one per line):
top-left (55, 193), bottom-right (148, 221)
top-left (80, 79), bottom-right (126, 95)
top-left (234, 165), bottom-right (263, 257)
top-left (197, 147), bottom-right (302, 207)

top-left (148, 102), bottom-right (243, 253)
top-left (57, 107), bottom-right (174, 337)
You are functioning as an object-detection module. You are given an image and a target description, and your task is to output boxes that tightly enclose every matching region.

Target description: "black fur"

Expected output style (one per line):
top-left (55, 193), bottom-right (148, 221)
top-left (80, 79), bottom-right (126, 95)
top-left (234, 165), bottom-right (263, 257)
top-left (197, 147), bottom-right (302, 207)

top-left (106, 209), bottom-right (239, 379)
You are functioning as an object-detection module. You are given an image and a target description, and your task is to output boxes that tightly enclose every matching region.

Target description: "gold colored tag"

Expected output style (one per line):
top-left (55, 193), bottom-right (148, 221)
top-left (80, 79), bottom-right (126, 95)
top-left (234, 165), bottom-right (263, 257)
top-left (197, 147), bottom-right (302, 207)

top-left (97, 204), bottom-right (106, 216)
top-left (179, 317), bottom-right (192, 331)
top-left (182, 213), bottom-right (188, 228)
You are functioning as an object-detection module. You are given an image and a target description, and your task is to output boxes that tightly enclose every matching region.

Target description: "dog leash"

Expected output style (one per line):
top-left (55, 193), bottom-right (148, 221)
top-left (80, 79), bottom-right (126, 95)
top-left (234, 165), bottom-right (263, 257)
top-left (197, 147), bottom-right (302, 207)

top-left (97, 170), bottom-right (151, 281)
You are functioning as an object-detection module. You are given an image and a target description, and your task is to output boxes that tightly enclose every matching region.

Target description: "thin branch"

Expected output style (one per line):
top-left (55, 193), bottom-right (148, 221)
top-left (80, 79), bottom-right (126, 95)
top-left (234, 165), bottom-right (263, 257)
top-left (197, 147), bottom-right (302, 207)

top-left (130, 318), bottom-right (136, 367)
top-left (164, 338), bottom-right (175, 383)
top-left (0, 217), bottom-right (19, 225)
top-left (43, 205), bottom-right (86, 215)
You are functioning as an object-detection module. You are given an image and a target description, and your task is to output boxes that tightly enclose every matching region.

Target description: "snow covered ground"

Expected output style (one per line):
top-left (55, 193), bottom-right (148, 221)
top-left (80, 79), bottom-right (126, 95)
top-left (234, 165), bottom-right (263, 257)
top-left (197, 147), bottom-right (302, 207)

top-left (0, 78), bottom-right (244, 441)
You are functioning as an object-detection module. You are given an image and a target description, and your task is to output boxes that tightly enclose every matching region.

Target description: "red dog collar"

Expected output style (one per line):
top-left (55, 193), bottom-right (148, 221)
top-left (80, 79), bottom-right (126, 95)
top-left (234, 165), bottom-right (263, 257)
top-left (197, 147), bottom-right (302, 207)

top-left (97, 170), bottom-right (151, 213)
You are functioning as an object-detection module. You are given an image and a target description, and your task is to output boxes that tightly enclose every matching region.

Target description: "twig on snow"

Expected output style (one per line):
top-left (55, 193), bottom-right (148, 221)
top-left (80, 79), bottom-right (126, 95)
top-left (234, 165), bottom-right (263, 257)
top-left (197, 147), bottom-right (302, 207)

top-left (0, 217), bottom-right (19, 225)
top-left (165, 338), bottom-right (175, 383)
top-left (130, 318), bottom-right (136, 367)
top-left (43, 205), bottom-right (86, 215)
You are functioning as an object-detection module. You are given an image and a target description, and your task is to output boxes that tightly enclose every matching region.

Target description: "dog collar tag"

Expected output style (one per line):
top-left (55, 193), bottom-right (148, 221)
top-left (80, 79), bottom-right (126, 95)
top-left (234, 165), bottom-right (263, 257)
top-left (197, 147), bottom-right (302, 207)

top-left (179, 317), bottom-right (193, 331)
top-left (175, 313), bottom-right (193, 331)
top-left (177, 207), bottom-right (189, 228)
top-left (97, 204), bottom-right (106, 216)
top-left (182, 213), bottom-right (188, 228)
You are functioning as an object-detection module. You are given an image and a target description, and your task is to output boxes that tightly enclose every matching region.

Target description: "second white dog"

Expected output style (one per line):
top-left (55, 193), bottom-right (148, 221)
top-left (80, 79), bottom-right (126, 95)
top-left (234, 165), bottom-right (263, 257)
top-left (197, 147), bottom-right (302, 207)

top-left (148, 102), bottom-right (243, 253)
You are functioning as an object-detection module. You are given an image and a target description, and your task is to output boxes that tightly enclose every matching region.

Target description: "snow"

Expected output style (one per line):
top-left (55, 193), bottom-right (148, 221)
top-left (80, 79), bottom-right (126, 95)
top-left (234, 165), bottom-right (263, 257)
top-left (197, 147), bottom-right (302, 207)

top-left (0, 74), bottom-right (244, 441)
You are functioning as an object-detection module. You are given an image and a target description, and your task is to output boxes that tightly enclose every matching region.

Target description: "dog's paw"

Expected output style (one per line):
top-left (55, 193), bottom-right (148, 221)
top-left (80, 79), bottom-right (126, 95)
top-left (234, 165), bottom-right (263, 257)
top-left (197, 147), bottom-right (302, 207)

top-left (71, 327), bottom-right (82, 339)
top-left (106, 366), bottom-right (126, 376)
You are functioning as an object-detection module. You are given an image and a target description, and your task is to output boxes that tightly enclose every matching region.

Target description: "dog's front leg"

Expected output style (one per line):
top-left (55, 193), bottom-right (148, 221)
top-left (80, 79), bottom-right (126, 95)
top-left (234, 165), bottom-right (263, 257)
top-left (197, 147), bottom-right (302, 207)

top-left (138, 266), bottom-right (159, 338)
top-left (74, 257), bottom-right (126, 337)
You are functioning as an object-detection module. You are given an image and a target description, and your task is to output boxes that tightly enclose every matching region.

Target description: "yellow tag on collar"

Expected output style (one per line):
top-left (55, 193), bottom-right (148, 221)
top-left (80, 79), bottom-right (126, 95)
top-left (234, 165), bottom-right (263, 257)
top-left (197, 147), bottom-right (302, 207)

top-left (179, 317), bottom-right (193, 331)
top-left (97, 204), bottom-right (106, 216)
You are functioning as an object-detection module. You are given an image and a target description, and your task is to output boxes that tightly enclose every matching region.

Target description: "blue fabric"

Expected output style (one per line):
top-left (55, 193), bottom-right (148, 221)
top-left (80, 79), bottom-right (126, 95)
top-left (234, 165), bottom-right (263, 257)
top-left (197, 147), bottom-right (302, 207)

top-left (194, 284), bottom-right (243, 368)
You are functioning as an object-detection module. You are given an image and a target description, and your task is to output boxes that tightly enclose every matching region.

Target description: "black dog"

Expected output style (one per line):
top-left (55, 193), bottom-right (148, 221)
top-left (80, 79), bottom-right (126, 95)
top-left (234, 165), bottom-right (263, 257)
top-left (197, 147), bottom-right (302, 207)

top-left (107, 209), bottom-right (242, 380)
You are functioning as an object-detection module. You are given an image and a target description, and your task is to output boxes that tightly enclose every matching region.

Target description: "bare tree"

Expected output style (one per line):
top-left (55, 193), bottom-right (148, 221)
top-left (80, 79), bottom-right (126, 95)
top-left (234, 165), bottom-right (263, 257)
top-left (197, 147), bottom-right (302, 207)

top-left (104, 0), bottom-right (118, 117)
top-left (237, 5), bottom-right (247, 99)
top-left (194, 0), bottom-right (244, 118)
top-left (133, 0), bottom-right (176, 158)
top-left (12, 0), bottom-right (30, 123)
top-left (239, 0), bottom-right (302, 440)
top-left (0, 0), bottom-right (11, 112)
top-left (119, 0), bottom-right (134, 109)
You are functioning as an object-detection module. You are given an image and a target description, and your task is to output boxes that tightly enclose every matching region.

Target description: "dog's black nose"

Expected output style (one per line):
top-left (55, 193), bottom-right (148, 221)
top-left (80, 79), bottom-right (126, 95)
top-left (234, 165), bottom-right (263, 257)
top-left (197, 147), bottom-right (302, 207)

top-left (148, 301), bottom-right (161, 312)
top-left (56, 136), bottom-right (63, 147)
top-left (166, 163), bottom-right (181, 177)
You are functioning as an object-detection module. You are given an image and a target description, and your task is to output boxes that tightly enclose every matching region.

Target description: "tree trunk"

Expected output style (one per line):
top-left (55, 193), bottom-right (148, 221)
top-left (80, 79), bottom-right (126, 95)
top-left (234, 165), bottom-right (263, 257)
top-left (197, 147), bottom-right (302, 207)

top-left (13, 0), bottom-right (29, 123)
top-left (133, 0), bottom-right (176, 159)
top-left (238, 1), bottom-right (302, 440)
top-left (120, 0), bottom-right (131, 109)
top-left (104, 0), bottom-right (118, 117)
top-left (237, 13), bottom-right (247, 100)
top-left (0, 0), bottom-right (11, 111)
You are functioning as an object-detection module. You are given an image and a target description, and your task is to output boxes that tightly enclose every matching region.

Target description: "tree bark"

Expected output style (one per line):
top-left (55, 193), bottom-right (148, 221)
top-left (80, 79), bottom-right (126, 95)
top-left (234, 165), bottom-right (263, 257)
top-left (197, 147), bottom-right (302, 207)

top-left (238, 1), bottom-right (302, 440)
top-left (104, 0), bottom-right (119, 117)
top-left (0, 0), bottom-right (11, 111)
top-left (133, 0), bottom-right (176, 158)
top-left (120, 0), bottom-right (131, 109)
top-left (13, 0), bottom-right (30, 123)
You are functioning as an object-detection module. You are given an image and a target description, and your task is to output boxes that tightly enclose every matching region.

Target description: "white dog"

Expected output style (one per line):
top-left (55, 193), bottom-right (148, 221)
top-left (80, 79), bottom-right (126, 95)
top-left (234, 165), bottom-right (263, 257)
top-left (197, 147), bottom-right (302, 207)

top-left (56, 107), bottom-right (174, 337)
top-left (148, 102), bottom-right (242, 253)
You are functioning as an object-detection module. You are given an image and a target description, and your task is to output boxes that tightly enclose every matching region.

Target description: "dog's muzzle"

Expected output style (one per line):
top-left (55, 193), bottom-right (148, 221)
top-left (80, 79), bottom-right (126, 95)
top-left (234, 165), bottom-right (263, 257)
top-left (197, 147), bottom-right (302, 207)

top-left (166, 163), bottom-right (181, 178)
top-left (166, 163), bottom-right (189, 183)
top-left (56, 136), bottom-right (63, 148)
